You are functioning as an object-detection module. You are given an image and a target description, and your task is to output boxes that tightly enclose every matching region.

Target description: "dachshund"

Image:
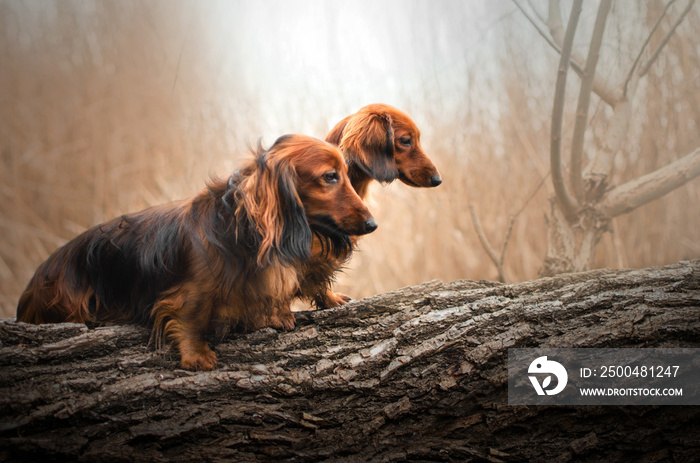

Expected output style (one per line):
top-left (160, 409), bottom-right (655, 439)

top-left (327, 103), bottom-right (442, 196)
top-left (16, 134), bottom-right (377, 370)
top-left (266, 104), bottom-right (441, 325)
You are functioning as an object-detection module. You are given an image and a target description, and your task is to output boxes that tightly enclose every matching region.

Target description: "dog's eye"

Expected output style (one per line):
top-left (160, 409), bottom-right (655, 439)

top-left (322, 172), bottom-right (340, 184)
top-left (399, 137), bottom-right (412, 147)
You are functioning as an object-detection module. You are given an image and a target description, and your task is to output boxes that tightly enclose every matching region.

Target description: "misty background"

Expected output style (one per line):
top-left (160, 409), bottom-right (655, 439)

top-left (1, 0), bottom-right (698, 317)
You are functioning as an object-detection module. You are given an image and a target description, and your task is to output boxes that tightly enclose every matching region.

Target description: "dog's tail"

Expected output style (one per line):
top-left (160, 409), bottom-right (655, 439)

top-left (16, 234), bottom-right (94, 324)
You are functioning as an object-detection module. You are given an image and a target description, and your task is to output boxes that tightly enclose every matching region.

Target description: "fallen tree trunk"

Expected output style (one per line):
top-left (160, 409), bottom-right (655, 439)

top-left (1, 260), bottom-right (699, 462)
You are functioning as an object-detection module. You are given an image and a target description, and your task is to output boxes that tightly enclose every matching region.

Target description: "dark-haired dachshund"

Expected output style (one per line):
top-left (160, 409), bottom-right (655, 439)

top-left (16, 135), bottom-right (377, 370)
top-left (264, 104), bottom-right (441, 329)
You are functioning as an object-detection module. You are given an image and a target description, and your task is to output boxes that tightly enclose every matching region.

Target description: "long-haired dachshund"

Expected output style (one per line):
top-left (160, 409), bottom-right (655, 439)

top-left (262, 104), bottom-right (441, 329)
top-left (327, 103), bottom-right (442, 195)
top-left (312, 104), bottom-right (441, 304)
top-left (16, 134), bottom-right (377, 370)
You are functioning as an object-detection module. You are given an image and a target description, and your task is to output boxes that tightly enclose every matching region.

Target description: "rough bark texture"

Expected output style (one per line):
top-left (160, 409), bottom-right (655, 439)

top-left (540, 193), bottom-right (610, 277)
top-left (1, 260), bottom-right (699, 462)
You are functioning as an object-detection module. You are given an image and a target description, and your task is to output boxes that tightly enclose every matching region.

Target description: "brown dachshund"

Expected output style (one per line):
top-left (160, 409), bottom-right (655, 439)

top-left (266, 104), bottom-right (441, 329)
top-left (327, 103), bottom-right (442, 195)
top-left (16, 135), bottom-right (377, 370)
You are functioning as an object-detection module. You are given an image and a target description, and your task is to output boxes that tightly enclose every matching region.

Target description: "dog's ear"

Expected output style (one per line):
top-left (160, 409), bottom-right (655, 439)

top-left (235, 145), bottom-right (312, 265)
top-left (273, 159), bottom-right (313, 263)
top-left (339, 112), bottom-right (398, 183)
top-left (325, 116), bottom-right (349, 146)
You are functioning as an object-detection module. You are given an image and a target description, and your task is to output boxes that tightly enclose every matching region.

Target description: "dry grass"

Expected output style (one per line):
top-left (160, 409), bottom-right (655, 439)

top-left (0, 1), bottom-right (238, 315)
top-left (1, 1), bottom-right (699, 317)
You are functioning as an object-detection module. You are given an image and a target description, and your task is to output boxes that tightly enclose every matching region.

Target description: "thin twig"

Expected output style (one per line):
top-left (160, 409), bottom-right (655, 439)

top-left (526, 0), bottom-right (546, 23)
top-left (499, 216), bottom-right (516, 270)
top-left (624, 0), bottom-right (677, 97)
top-left (500, 171), bottom-right (552, 265)
top-left (470, 172), bottom-right (551, 284)
top-left (515, 171), bottom-right (552, 219)
top-left (510, 0), bottom-right (585, 75)
top-left (638, 0), bottom-right (696, 78)
top-left (469, 204), bottom-right (507, 282)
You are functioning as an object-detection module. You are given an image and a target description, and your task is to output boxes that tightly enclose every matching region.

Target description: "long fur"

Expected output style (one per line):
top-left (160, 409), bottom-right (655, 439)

top-left (17, 134), bottom-right (375, 370)
top-left (295, 103), bottom-right (443, 309)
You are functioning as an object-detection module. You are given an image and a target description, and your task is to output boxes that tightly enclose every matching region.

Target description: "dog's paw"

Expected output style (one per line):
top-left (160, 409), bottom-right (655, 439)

top-left (333, 293), bottom-right (352, 306)
top-left (275, 311), bottom-right (296, 331)
top-left (248, 309), bottom-right (296, 332)
top-left (316, 291), bottom-right (352, 308)
top-left (179, 344), bottom-right (217, 371)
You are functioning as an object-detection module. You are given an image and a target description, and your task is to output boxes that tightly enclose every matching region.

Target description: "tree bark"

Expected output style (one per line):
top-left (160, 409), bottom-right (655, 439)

top-left (540, 195), bottom-right (610, 277)
top-left (1, 260), bottom-right (700, 462)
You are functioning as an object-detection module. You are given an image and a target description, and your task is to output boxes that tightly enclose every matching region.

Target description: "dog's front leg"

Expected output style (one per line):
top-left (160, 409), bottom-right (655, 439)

top-left (155, 291), bottom-right (218, 371)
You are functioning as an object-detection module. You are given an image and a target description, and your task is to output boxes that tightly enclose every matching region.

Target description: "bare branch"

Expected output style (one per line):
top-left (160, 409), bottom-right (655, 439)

top-left (469, 173), bottom-right (549, 284)
top-left (570, 0), bottom-right (612, 201)
top-left (600, 147), bottom-right (700, 218)
top-left (510, 0), bottom-right (585, 75)
top-left (550, 0), bottom-right (582, 220)
top-left (547, 0), bottom-right (621, 107)
top-left (638, 0), bottom-right (696, 78)
top-left (526, 0), bottom-right (547, 23)
top-left (515, 171), bottom-right (551, 219)
top-left (469, 204), bottom-right (508, 283)
top-left (499, 215), bottom-right (516, 271)
top-left (624, 0), bottom-right (677, 97)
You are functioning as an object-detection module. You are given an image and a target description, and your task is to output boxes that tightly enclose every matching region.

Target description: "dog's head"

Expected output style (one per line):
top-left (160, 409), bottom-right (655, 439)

top-left (235, 135), bottom-right (377, 264)
top-left (326, 103), bottom-right (442, 190)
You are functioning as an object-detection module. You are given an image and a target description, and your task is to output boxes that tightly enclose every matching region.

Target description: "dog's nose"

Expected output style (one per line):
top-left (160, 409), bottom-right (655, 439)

top-left (430, 175), bottom-right (443, 187)
top-left (364, 217), bottom-right (378, 233)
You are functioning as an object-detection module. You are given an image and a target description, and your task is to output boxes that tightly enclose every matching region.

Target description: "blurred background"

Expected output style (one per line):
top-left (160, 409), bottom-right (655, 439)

top-left (1, 0), bottom-right (698, 317)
